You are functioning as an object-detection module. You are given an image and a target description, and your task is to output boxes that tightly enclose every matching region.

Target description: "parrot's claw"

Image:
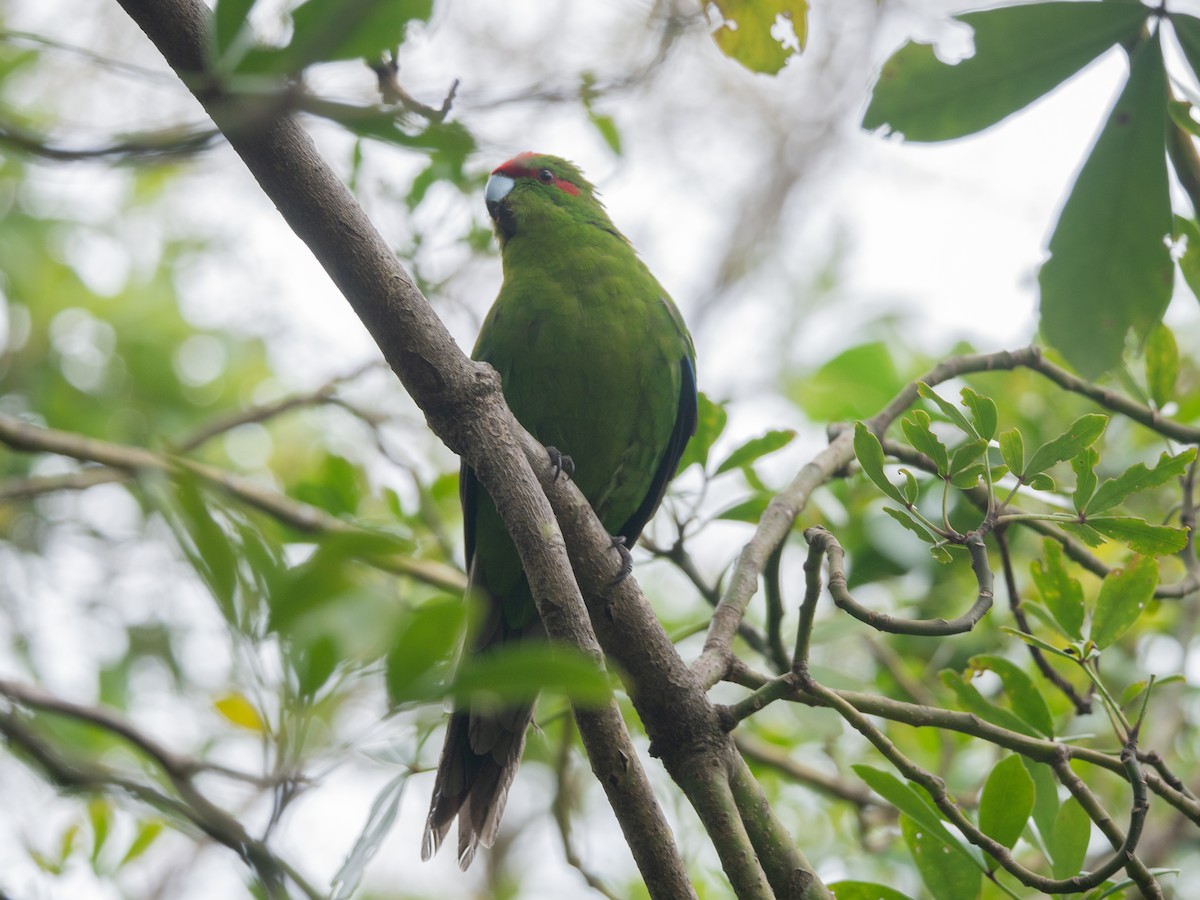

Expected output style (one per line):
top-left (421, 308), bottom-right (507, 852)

top-left (546, 446), bottom-right (575, 482)
top-left (609, 536), bottom-right (634, 585)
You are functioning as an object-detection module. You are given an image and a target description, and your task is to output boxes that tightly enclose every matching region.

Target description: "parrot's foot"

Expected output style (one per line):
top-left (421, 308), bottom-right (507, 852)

top-left (546, 446), bottom-right (575, 481)
top-left (609, 536), bottom-right (634, 585)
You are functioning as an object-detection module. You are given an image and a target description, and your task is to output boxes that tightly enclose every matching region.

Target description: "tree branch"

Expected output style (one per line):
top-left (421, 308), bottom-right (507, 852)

top-left (110, 1), bottom-right (699, 894)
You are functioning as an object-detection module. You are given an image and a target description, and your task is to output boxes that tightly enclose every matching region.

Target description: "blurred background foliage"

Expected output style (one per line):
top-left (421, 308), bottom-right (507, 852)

top-left (1, 0), bottom-right (1199, 898)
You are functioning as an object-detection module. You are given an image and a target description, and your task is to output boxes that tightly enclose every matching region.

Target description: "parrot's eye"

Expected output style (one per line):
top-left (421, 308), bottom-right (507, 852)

top-left (537, 168), bottom-right (555, 184)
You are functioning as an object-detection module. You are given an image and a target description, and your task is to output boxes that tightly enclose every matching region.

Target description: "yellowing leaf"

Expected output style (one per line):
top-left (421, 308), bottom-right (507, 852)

top-left (214, 692), bottom-right (266, 732)
top-left (706, 0), bottom-right (808, 75)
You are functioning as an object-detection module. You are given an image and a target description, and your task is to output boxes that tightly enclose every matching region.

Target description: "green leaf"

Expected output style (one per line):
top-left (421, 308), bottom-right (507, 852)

top-left (1030, 538), bottom-right (1086, 640)
top-left (852, 766), bottom-right (962, 854)
top-left (1048, 797), bottom-right (1091, 879)
top-left (917, 382), bottom-right (976, 438)
top-left (948, 439), bottom-right (988, 477)
top-left (1025, 414), bottom-right (1108, 476)
top-left (1071, 446), bottom-right (1099, 513)
top-left (1039, 35), bottom-right (1173, 377)
top-left (714, 428), bottom-right (797, 474)
top-left (941, 669), bottom-right (1040, 737)
top-left (961, 388), bottom-right (998, 441)
top-left (118, 820), bottom-right (164, 868)
top-left (1086, 448), bottom-right (1196, 515)
top-left (830, 883), bottom-right (914, 900)
top-left (169, 478), bottom-right (238, 622)
top-left (87, 798), bottom-right (111, 867)
top-left (291, 453), bottom-right (363, 517)
top-left (588, 110), bottom-right (622, 155)
top-left (1060, 520), bottom-right (1107, 548)
top-left (289, 0), bottom-right (433, 64)
top-left (1083, 516), bottom-right (1189, 556)
top-left (706, 0), bottom-right (808, 75)
top-left (791, 342), bottom-right (906, 421)
top-left (678, 392), bottom-right (726, 473)
top-left (978, 755), bottom-right (1035, 851)
top-left (451, 644), bottom-right (611, 707)
top-left (1144, 323), bottom-right (1179, 407)
top-left (1091, 555), bottom-right (1157, 649)
top-left (1173, 214), bottom-right (1200, 302)
top-left (864, 1), bottom-right (1150, 141)
top-left (1022, 759), bottom-right (1061, 842)
top-left (385, 595), bottom-right (467, 703)
top-left (902, 410), bottom-right (949, 475)
top-left (999, 428), bottom-right (1025, 477)
top-left (884, 506), bottom-right (936, 543)
top-left (854, 422), bottom-right (907, 504)
top-left (1027, 472), bottom-right (1056, 492)
top-left (900, 814), bottom-right (983, 900)
top-left (969, 654), bottom-right (1055, 737)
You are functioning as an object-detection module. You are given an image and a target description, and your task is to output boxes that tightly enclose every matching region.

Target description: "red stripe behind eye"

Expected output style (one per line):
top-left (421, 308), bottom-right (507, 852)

top-left (493, 153), bottom-right (579, 195)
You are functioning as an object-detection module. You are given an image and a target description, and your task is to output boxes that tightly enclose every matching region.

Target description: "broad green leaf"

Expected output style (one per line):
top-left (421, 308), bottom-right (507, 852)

top-left (961, 388), bottom-right (998, 440)
top-left (214, 692), bottom-right (265, 732)
top-left (1091, 555), bottom-right (1157, 649)
top-left (1025, 414), bottom-right (1108, 476)
top-left (289, 0), bottom-right (433, 64)
top-left (706, 0), bottom-right (808, 75)
top-left (830, 883), bottom-right (914, 900)
top-left (884, 506), bottom-right (936, 543)
top-left (1120, 674), bottom-right (1184, 709)
top-left (852, 766), bottom-right (964, 854)
top-left (978, 755), bottom-right (1035, 851)
top-left (1173, 214), bottom-right (1200, 302)
top-left (899, 468), bottom-right (920, 504)
top-left (291, 453), bottom-right (363, 517)
top-left (900, 814), bottom-right (983, 900)
top-left (792, 342), bottom-right (907, 421)
top-left (1030, 538), bottom-right (1085, 640)
top-left (948, 439), bottom-right (988, 477)
top-left (588, 110), bottom-right (622, 155)
top-left (169, 478), bottom-right (238, 621)
top-left (854, 422), bottom-right (907, 504)
top-left (330, 773), bottom-right (409, 900)
top-left (1060, 520), bottom-right (1107, 548)
top-left (902, 410), bottom-right (949, 475)
top-left (969, 654), bottom-right (1055, 737)
top-left (864, 2), bottom-right (1150, 141)
top-left (941, 670), bottom-right (1040, 737)
top-left (1048, 797), bottom-right (1091, 879)
top-left (1022, 759), bottom-right (1061, 842)
top-left (451, 644), bottom-right (610, 706)
top-left (999, 428), bottom-right (1025, 477)
top-left (1083, 516), bottom-right (1189, 555)
top-left (1071, 446), bottom-right (1098, 513)
top-left (714, 428), bottom-right (797, 474)
top-left (1144, 323), bottom-right (1178, 407)
top-left (678, 392), bottom-right (726, 473)
top-left (917, 382), bottom-right (976, 438)
top-left (1087, 448), bottom-right (1196, 515)
top-left (385, 595), bottom-right (467, 703)
top-left (1039, 36), bottom-right (1173, 377)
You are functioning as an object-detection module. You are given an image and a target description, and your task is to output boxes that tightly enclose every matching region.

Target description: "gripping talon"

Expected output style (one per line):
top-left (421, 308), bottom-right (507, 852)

top-left (547, 446), bottom-right (575, 482)
top-left (610, 535), bottom-right (634, 585)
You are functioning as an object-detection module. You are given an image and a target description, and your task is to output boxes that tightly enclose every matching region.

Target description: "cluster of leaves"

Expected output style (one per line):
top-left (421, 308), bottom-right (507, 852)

top-left (865, 1), bottom-right (1200, 379)
top-left (210, 0), bottom-right (475, 206)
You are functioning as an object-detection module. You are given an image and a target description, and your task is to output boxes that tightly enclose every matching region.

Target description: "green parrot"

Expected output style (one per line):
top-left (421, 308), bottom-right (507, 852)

top-left (422, 152), bottom-right (697, 869)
